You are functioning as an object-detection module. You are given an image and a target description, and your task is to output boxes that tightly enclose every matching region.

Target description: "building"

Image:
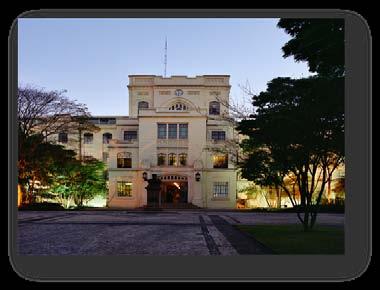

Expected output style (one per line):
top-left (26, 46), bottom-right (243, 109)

top-left (52, 75), bottom-right (239, 209)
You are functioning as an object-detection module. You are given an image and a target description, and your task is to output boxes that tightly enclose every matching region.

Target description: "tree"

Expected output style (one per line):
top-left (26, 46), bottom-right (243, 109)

top-left (17, 86), bottom-right (100, 202)
top-left (238, 76), bottom-right (344, 231)
top-left (278, 19), bottom-right (344, 78)
top-left (50, 158), bottom-right (107, 208)
top-left (18, 130), bottom-right (77, 204)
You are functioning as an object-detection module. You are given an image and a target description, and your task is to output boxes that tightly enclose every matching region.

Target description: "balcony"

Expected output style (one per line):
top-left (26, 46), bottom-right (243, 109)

top-left (108, 139), bottom-right (139, 147)
top-left (157, 139), bottom-right (188, 148)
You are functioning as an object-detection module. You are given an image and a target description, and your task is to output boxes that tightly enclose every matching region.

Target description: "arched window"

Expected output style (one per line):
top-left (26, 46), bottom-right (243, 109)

top-left (117, 152), bottom-right (132, 168)
top-left (209, 101), bottom-right (220, 115)
top-left (179, 153), bottom-right (187, 166)
top-left (168, 153), bottom-right (177, 166)
top-left (103, 132), bottom-right (112, 144)
top-left (58, 132), bottom-right (68, 143)
top-left (138, 101), bottom-right (149, 109)
top-left (157, 153), bottom-right (166, 166)
top-left (169, 102), bottom-right (188, 111)
top-left (83, 133), bottom-right (93, 144)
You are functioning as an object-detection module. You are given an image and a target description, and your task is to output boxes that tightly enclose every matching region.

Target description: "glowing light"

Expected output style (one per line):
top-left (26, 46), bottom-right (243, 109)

top-left (173, 182), bottom-right (180, 189)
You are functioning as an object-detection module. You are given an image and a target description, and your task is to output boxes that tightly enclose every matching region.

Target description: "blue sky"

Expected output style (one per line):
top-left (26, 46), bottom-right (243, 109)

top-left (18, 18), bottom-right (311, 116)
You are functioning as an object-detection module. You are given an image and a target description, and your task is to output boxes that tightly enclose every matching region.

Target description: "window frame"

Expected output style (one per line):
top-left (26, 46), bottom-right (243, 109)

top-left (213, 154), bottom-right (228, 168)
top-left (124, 130), bottom-right (138, 141)
top-left (58, 132), bottom-right (68, 143)
top-left (117, 152), bottom-right (132, 168)
top-left (83, 133), bottom-right (94, 144)
top-left (211, 131), bottom-right (226, 141)
top-left (179, 123), bottom-right (188, 139)
top-left (168, 153), bottom-right (177, 166)
top-left (213, 182), bottom-right (229, 198)
top-left (157, 153), bottom-right (166, 166)
top-left (168, 124), bottom-right (178, 139)
top-left (178, 153), bottom-right (187, 166)
top-left (117, 181), bottom-right (132, 197)
top-left (157, 123), bottom-right (167, 139)
top-left (209, 101), bottom-right (221, 115)
top-left (103, 132), bottom-right (112, 144)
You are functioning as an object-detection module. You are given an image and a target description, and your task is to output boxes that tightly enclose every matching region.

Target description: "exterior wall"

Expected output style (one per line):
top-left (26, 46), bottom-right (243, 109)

top-left (202, 170), bottom-right (237, 209)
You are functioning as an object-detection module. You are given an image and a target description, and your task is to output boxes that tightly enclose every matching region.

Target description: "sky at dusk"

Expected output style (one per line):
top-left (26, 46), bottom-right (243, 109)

top-left (18, 18), bottom-right (312, 116)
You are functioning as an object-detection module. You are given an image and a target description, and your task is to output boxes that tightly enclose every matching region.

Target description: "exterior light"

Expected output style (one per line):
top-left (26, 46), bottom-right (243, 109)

top-left (195, 172), bottom-right (201, 182)
top-left (143, 172), bottom-right (148, 181)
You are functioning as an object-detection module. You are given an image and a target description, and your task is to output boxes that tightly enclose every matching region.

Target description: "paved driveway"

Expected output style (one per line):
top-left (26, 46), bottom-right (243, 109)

top-left (17, 211), bottom-right (344, 256)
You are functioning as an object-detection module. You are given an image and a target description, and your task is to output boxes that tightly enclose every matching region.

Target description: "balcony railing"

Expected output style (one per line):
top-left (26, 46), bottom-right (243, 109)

top-left (157, 139), bottom-right (188, 147)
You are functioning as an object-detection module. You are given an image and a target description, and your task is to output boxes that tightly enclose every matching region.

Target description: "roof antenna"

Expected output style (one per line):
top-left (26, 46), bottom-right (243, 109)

top-left (164, 37), bottom-right (167, 77)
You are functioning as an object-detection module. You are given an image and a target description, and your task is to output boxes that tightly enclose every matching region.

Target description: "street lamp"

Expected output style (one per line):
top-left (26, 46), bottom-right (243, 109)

top-left (195, 172), bottom-right (201, 182)
top-left (143, 172), bottom-right (148, 181)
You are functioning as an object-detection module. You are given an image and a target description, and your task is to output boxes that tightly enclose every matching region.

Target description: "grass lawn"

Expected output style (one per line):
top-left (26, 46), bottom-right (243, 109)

top-left (237, 224), bottom-right (344, 254)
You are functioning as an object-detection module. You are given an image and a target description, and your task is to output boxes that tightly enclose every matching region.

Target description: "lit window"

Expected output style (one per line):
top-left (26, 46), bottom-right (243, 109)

top-left (213, 154), bottom-right (228, 168)
top-left (157, 124), bottom-right (167, 139)
top-left (103, 132), bottom-right (112, 144)
top-left (179, 124), bottom-right (188, 139)
top-left (117, 152), bottom-right (132, 168)
top-left (124, 131), bottom-right (137, 141)
top-left (209, 101), bottom-right (220, 115)
top-left (157, 153), bottom-right (166, 166)
top-left (213, 182), bottom-right (228, 198)
top-left (211, 131), bottom-right (225, 141)
top-left (117, 181), bottom-right (132, 197)
top-left (58, 132), bottom-right (68, 143)
top-left (83, 133), bottom-right (93, 144)
top-left (179, 153), bottom-right (187, 166)
top-left (168, 124), bottom-right (177, 139)
top-left (168, 153), bottom-right (177, 166)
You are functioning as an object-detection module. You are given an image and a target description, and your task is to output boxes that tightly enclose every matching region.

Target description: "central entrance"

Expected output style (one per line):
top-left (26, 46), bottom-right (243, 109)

top-left (159, 175), bottom-right (188, 206)
top-left (161, 181), bottom-right (188, 204)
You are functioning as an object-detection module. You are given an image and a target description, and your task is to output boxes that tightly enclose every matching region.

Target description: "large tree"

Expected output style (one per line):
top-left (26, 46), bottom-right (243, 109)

top-left (278, 18), bottom-right (344, 77)
top-left (17, 86), bottom-right (99, 203)
top-left (238, 76), bottom-right (344, 231)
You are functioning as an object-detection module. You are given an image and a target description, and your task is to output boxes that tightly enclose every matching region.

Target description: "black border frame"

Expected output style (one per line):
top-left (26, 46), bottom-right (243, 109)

top-left (8, 9), bottom-right (372, 282)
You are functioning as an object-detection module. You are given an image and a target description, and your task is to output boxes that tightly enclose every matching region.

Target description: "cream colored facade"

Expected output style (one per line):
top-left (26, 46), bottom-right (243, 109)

top-left (51, 75), bottom-right (238, 209)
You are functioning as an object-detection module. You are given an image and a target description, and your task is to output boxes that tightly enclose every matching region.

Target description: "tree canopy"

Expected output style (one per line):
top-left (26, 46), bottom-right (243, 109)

top-left (278, 19), bottom-right (344, 77)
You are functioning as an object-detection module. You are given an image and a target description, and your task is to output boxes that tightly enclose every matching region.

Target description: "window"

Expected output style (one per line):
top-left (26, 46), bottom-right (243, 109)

top-left (124, 131), bottom-right (137, 141)
top-left (179, 124), bottom-right (188, 139)
top-left (58, 132), bottom-right (68, 143)
top-left (117, 181), bottom-right (132, 197)
top-left (179, 153), bottom-right (187, 166)
top-left (117, 152), bottom-right (132, 168)
top-left (213, 154), bottom-right (228, 168)
top-left (157, 124), bottom-right (167, 139)
top-left (169, 102), bottom-right (187, 111)
top-left (209, 101), bottom-right (220, 115)
top-left (157, 153), bottom-right (166, 166)
top-left (138, 101), bottom-right (149, 109)
top-left (211, 131), bottom-right (225, 141)
top-left (168, 124), bottom-right (177, 139)
top-left (213, 182), bottom-right (228, 198)
top-left (83, 133), bottom-right (93, 144)
top-left (168, 153), bottom-right (177, 166)
top-left (103, 132), bottom-right (112, 144)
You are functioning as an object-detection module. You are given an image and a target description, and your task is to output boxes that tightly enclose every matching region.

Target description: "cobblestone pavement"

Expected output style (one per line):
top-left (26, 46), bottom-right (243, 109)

top-left (17, 211), bottom-right (344, 256)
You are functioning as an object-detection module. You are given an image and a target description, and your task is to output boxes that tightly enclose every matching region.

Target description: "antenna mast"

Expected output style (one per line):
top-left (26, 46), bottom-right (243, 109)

top-left (164, 37), bottom-right (167, 77)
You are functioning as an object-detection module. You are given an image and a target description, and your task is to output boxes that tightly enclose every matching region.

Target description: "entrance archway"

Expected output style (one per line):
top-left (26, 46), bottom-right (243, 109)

top-left (159, 175), bottom-right (188, 205)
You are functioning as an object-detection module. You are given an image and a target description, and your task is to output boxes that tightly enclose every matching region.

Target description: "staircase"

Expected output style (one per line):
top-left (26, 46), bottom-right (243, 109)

top-left (143, 202), bottom-right (201, 210)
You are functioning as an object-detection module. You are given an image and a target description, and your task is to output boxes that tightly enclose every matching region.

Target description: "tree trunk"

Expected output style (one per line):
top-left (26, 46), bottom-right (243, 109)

top-left (276, 186), bottom-right (281, 208)
top-left (78, 129), bottom-right (82, 162)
